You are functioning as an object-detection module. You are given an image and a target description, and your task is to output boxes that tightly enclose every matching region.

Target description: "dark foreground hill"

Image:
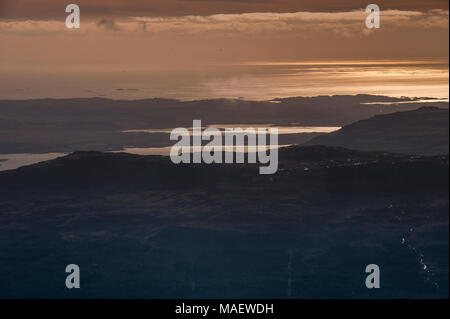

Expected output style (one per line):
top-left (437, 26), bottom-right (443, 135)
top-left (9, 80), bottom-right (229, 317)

top-left (0, 147), bottom-right (448, 298)
top-left (305, 107), bottom-right (449, 155)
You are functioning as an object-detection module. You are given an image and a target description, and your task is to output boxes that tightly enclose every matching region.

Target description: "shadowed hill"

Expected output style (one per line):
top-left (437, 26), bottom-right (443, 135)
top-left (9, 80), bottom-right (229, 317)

top-left (0, 146), bottom-right (448, 298)
top-left (304, 107), bottom-right (449, 155)
top-left (0, 146), bottom-right (447, 199)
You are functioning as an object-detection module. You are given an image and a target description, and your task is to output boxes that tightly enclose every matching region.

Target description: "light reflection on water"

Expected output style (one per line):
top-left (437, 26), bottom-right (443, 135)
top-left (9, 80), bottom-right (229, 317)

top-left (0, 125), bottom-right (337, 171)
top-left (0, 145), bottom-right (290, 171)
top-left (361, 98), bottom-right (449, 105)
top-left (119, 144), bottom-right (291, 156)
top-left (2, 61), bottom-right (448, 101)
top-left (0, 153), bottom-right (66, 171)
top-left (124, 125), bottom-right (341, 135)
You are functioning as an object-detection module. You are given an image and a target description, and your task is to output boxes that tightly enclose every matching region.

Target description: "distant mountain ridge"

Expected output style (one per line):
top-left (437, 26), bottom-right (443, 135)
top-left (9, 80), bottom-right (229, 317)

top-left (304, 107), bottom-right (449, 155)
top-left (0, 95), bottom-right (448, 154)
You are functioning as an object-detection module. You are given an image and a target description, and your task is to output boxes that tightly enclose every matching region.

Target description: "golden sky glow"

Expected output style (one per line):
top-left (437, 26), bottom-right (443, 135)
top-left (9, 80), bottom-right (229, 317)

top-left (0, 1), bottom-right (448, 100)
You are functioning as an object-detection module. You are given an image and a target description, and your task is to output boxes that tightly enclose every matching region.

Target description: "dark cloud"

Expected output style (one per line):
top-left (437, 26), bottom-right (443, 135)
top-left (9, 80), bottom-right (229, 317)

top-left (97, 18), bottom-right (120, 31)
top-left (0, 0), bottom-right (448, 20)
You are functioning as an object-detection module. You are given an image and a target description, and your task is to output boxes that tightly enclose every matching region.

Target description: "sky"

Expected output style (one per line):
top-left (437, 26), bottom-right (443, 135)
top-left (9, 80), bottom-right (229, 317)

top-left (0, 0), bottom-right (448, 99)
top-left (1, 0), bottom-right (448, 18)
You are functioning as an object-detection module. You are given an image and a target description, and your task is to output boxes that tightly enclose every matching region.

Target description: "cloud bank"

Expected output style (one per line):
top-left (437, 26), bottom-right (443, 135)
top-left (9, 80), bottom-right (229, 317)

top-left (0, 9), bottom-right (448, 36)
top-left (1, 0), bottom-right (448, 20)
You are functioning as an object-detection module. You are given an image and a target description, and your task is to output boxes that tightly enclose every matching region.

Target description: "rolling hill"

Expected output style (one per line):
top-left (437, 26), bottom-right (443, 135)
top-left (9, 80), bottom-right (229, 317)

top-left (305, 107), bottom-right (449, 155)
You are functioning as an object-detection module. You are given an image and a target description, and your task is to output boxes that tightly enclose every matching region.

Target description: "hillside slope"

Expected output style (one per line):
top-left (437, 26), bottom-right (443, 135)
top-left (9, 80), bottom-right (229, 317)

top-left (0, 148), bottom-right (448, 298)
top-left (304, 107), bottom-right (449, 155)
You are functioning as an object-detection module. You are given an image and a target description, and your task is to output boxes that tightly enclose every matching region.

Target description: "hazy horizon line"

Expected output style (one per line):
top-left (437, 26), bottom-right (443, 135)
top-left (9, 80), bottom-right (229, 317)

top-left (1, 94), bottom-right (449, 103)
